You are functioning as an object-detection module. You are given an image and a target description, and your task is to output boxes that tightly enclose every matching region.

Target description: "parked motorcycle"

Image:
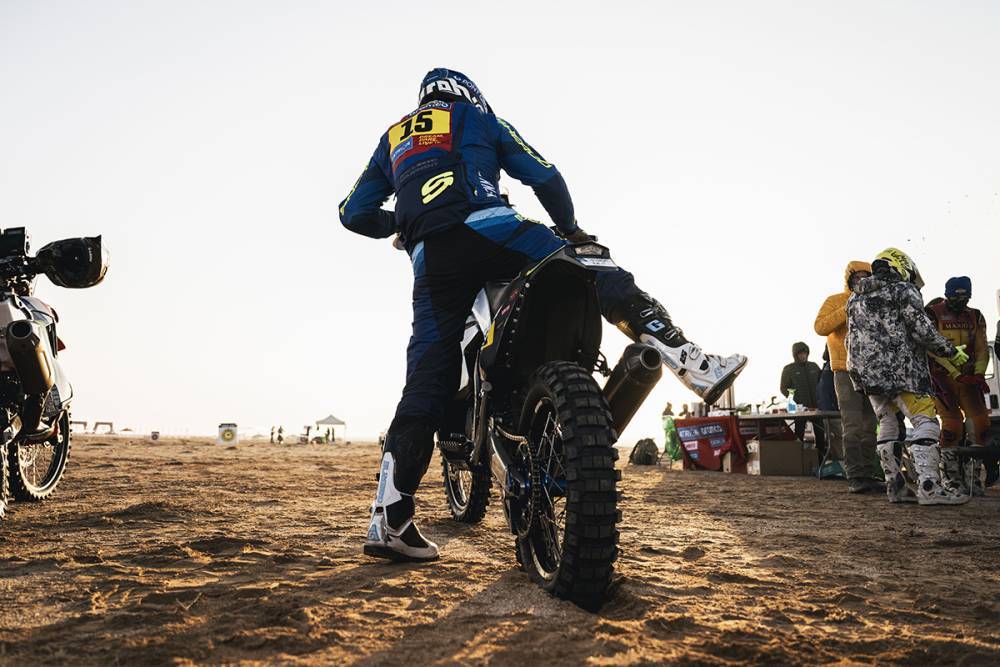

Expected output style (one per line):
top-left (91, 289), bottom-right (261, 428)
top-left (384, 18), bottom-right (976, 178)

top-left (435, 237), bottom-right (661, 610)
top-left (0, 227), bottom-right (107, 521)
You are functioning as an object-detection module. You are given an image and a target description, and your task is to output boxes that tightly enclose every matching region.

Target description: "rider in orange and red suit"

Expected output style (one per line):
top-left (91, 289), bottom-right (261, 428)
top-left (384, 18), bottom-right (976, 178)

top-left (925, 276), bottom-right (991, 495)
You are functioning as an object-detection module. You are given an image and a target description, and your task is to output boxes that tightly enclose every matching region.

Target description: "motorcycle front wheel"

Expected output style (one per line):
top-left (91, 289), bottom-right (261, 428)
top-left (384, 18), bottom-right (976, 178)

top-left (441, 454), bottom-right (491, 523)
top-left (515, 361), bottom-right (620, 611)
top-left (9, 412), bottom-right (71, 501)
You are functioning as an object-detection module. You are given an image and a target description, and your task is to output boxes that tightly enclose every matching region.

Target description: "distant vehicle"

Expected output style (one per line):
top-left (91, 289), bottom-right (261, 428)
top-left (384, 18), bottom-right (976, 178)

top-left (0, 228), bottom-right (108, 522)
top-left (433, 236), bottom-right (660, 611)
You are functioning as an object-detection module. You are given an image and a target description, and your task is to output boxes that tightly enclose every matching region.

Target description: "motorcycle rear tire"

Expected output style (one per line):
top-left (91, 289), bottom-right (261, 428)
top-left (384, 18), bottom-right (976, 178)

top-left (441, 454), bottom-right (491, 523)
top-left (515, 361), bottom-right (620, 611)
top-left (9, 412), bottom-right (71, 502)
top-left (0, 440), bottom-right (8, 521)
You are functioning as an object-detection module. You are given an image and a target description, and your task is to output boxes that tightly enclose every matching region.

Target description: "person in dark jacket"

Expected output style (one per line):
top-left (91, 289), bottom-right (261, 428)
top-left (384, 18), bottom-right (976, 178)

top-left (816, 346), bottom-right (843, 469)
top-left (341, 68), bottom-right (748, 562)
top-left (780, 342), bottom-right (826, 458)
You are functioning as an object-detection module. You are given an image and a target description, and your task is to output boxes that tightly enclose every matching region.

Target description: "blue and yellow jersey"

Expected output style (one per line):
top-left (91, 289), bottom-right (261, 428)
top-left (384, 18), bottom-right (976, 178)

top-left (339, 101), bottom-right (575, 247)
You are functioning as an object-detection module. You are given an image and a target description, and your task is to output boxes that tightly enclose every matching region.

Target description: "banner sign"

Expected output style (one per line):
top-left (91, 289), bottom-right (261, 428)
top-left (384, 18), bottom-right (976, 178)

top-left (675, 416), bottom-right (747, 472)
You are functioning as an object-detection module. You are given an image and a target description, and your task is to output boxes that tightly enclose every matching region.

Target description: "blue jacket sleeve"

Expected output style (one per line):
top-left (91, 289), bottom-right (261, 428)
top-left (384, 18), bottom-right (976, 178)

top-left (495, 117), bottom-right (577, 234)
top-left (338, 138), bottom-right (397, 239)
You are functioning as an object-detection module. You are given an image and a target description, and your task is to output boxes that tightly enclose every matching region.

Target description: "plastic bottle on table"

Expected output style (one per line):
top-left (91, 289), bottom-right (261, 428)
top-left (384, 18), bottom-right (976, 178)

top-left (787, 389), bottom-right (798, 413)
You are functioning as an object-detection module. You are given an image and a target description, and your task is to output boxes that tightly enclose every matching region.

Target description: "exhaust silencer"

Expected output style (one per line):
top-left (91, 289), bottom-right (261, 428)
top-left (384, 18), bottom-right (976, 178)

top-left (6, 320), bottom-right (55, 395)
top-left (603, 343), bottom-right (663, 435)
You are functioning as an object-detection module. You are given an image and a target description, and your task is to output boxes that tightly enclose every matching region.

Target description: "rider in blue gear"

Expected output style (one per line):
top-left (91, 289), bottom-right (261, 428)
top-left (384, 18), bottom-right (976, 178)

top-left (341, 68), bottom-right (577, 248)
top-left (341, 69), bottom-right (747, 562)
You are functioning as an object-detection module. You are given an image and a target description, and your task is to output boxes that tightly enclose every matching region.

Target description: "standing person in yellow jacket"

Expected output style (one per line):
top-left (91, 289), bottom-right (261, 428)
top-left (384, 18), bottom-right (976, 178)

top-left (815, 260), bottom-right (881, 493)
top-left (926, 276), bottom-right (991, 495)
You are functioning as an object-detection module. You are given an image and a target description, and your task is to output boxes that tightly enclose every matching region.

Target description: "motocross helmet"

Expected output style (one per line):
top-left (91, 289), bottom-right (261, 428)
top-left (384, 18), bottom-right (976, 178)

top-left (418, 68), bottom-right (492, 114)
top-left (35, 236), bottom-right (109, 288)
top-left (872, 247), bottom-right (924, 289)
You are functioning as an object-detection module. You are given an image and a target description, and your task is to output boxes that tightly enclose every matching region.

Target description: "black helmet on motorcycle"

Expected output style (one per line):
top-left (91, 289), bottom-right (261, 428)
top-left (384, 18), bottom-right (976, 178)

top-left (34, 236), bottom-right (109, 288)
top-left (418, 68), bottom-right (492, 114)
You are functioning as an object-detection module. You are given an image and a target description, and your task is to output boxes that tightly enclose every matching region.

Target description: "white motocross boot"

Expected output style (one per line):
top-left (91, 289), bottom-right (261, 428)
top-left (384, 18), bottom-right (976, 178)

top-left (363, 452), bottom-right (439, 562)
top-left (616, 294), bottom-right (747, 406)
top-left (876, 441), bottom-right (916, 503)
top-left (908, 441), bottom-right (969, 506)
top-left (939, 447), bottom-right (969, 496)
top-left (964, 446), bottom-right (986, 497)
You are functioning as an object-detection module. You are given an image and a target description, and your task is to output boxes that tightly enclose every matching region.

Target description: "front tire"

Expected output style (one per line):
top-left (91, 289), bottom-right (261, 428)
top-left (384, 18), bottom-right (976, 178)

top-left (441, 454), bottom-right (491, 523)
top-left (8, 412), bottom-right (71, 502)
top-left (515, 361), bottom-right (620, 611)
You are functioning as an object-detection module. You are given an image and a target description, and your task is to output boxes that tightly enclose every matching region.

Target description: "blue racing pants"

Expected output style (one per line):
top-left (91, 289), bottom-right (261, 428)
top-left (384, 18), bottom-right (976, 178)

top-left (395, 207), bottom-right (639, 424)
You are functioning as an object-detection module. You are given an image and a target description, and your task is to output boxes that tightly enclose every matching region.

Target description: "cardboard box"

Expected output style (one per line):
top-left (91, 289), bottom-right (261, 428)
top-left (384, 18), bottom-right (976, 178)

top-left (746, 439), bottom-right (806, 476)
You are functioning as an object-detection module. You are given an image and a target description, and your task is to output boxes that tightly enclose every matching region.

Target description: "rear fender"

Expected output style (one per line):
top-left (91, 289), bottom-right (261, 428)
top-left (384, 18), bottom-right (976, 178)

top-left (480, 251), bottom-right (603, 386)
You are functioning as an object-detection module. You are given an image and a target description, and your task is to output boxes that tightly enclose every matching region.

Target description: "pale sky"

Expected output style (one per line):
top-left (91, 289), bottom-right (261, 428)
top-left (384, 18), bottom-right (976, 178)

top-left (2, 1), bottom-right (999, 442)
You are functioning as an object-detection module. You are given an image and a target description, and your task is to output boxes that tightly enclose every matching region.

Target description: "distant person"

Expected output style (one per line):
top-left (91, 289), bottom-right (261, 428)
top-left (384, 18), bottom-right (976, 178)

top-left (277, 426), bottom-right (284, 444)
top-left (270, 426), bottom-right (275, 444)
top-left (846, 248), bottom-right (969, 505)
top-left (780, 342), bottom-right (826, 457)
top-left (816, 346), bottom-right (844, 467)
top-left (815, 261), bottom-right (881, 493)
top-left (925, 276), bottom-right (991, 496)
top-left (339, 68), bottom-right (747, 562)
top-left (661, 403), bottom-right (681, 464)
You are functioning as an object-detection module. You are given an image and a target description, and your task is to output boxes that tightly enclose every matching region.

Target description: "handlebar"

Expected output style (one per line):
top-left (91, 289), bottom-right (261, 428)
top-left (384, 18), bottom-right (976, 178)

top-left (0, 255), bottom-right (38, 281)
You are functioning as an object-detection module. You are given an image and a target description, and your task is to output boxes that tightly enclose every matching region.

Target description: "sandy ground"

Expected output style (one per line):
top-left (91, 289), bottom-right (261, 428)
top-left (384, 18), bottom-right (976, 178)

top-left (1, 435), bottom-right (998, 666)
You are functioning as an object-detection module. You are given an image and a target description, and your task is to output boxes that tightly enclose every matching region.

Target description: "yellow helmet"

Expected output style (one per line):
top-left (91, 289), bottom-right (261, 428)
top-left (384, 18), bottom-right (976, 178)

top-left (874, 247), bottom-right (924, 289)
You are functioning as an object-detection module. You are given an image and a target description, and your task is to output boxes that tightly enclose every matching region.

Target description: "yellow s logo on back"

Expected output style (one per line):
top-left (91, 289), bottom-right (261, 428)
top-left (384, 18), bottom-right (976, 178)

top-left (421, 171), bottom-right (455, 204)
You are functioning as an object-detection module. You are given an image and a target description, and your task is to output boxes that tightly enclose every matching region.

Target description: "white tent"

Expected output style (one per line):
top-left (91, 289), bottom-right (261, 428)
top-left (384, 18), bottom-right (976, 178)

top-left (315, 414), bottom-right (346, 442)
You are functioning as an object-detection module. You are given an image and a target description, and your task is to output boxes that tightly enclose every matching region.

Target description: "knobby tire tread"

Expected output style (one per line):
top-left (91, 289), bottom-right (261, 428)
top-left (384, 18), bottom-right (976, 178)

top-left (8, 420), bottom-right (72, 502)
top-left (0, 441), bottom-right (9, 521)
top-left (518, 361), bottom-right (620, 611)
top-left (441, 454), bottom-right (492, 524)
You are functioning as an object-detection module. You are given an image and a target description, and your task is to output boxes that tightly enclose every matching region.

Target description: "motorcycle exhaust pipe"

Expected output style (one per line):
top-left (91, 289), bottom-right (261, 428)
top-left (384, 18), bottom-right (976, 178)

top-left (603, 343), bottom-right (663, 435)
top-left (6, 320), bottom-right (55, 395)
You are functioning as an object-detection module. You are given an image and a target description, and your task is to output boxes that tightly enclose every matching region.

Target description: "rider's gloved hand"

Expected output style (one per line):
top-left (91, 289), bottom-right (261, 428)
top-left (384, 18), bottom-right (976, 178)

top-left (949, 345), bottom-right (969, 368)
top-left (565, 228), bottom-right (594, 244)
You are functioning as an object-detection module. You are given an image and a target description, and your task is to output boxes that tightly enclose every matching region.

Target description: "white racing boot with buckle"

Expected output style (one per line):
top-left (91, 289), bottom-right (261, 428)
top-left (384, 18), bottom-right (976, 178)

top-left (876, 441), bottom-right (917, 503)
top-left (363, 452), bottom-right (439, 562)
top-left (939, 447), bottom-right (969, 496)
top-left (964, 446), bottom-right (986, 497)
top-left (908, 441), bottom-right (969, 506)
top-left (616, 294), bottom-right (747, 406)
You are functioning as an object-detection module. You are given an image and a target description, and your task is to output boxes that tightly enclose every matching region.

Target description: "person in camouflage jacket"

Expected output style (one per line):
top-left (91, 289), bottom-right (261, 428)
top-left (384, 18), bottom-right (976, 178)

top-left (846, 247), bottom-right (970, 505)
top-left (847, 272), bottom-right (956, 397)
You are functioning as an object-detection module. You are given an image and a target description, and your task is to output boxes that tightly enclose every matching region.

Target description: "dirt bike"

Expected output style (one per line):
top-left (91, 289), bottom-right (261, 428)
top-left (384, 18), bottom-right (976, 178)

top-left (435, 237), bottom-right (661, 610)
top-left (0, 227), bottom-right (107, 521)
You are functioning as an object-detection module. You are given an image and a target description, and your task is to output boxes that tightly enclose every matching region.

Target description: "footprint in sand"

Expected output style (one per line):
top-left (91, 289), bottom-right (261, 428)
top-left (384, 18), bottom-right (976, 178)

top-left (186, 535), bottom-right (268, 556)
